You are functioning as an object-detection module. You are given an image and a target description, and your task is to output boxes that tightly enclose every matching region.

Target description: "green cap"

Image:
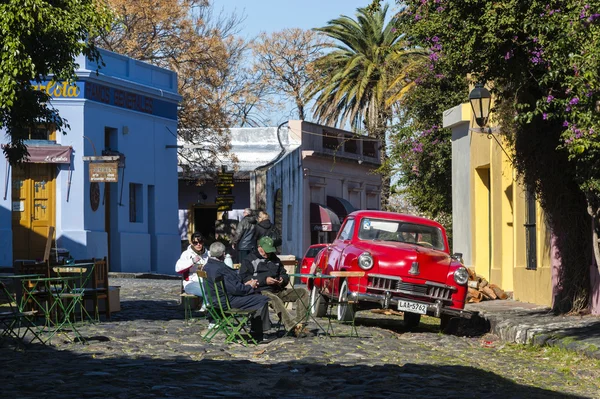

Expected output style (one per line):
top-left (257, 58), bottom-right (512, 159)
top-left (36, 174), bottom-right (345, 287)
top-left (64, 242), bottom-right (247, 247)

top-left (258, 236), bottom-right (276, 253)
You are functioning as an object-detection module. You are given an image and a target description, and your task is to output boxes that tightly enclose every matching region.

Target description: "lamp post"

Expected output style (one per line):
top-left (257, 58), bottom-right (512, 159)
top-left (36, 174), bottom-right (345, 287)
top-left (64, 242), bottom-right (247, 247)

top-left (469, 83), bottom-right (492, 128)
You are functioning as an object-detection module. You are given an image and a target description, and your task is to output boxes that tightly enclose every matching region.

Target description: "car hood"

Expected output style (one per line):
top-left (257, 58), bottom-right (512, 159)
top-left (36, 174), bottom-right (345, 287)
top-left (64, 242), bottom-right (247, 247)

top-left (360, 241), bottom-right (452, 282)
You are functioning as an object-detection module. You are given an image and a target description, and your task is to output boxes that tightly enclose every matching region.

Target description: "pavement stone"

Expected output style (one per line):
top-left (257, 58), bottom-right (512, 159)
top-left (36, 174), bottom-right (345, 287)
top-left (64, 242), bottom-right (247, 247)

top-left (2, 275), bottom-right (600, 398)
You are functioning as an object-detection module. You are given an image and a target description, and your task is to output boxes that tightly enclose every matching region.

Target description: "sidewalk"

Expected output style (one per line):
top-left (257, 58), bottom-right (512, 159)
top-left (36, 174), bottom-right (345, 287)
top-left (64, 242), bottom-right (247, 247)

top-left (466, 300), bottom-right (600, 359)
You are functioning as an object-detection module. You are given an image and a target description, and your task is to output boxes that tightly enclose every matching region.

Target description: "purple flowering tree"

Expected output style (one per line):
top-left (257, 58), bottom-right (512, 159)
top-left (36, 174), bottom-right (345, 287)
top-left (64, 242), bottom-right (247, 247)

top-left (394, 0), bottom-right (600, 313)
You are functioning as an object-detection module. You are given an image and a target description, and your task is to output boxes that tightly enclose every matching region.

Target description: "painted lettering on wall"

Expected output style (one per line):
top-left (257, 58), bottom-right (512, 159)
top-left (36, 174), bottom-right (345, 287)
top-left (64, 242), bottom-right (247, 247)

top-left (30, 79), bottom-right (177, 120)
top-left (84, 83), bottom-right (153, 114)
top-left (32, 81), bottom-right (80, 97)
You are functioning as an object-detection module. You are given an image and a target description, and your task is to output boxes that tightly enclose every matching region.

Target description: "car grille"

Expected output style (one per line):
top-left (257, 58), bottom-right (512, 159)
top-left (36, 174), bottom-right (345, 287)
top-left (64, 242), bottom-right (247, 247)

top-left (367, 275), bottom-right (454, 301)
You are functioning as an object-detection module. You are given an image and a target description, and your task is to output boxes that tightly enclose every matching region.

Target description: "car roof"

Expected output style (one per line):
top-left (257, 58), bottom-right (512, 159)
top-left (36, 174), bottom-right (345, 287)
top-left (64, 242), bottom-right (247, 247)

top-left (346, 210), bottom-right (444, 229)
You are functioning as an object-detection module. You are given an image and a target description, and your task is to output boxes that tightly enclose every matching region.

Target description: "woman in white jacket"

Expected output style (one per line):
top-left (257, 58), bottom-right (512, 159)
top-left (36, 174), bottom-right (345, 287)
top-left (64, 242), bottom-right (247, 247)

top-left (176, 232), bottom-right (210, 309)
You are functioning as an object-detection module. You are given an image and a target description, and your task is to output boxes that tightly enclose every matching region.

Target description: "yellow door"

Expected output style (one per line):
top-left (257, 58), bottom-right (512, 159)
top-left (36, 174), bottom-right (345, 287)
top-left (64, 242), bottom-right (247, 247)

top-left (11, 164), bottom-right (55, 261)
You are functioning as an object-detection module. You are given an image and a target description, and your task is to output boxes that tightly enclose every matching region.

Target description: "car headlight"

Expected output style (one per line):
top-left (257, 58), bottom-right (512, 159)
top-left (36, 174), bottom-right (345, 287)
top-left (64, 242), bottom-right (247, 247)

top-left (454, 266), bottom-right (469, 285)
top-left (358, 252), bottom-right (373, 270)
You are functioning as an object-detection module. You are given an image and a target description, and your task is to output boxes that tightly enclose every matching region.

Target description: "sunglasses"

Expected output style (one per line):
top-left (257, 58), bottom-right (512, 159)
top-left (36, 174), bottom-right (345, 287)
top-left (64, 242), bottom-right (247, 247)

top-left (192, 240), bottom-right (203, 245)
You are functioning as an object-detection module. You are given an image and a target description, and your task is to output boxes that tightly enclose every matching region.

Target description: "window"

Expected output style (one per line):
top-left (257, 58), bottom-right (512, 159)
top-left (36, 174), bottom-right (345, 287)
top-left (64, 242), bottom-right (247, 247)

top-left (322, 130), bottom-right (339, 150)
top-left (129, 183), bottom-right (143, 223)
top-left (344, 136), bottom-right (358, 154)
top-left (525, 187), bottom-right (537, 270)
top-left (358, 218), bottom-right (445, 250)
top-left (338, 219), bottom-right (355, 241)
top-left (24, 125), bottom-right (54, 141)
top-left (363, 140), bottom-right (377, 158)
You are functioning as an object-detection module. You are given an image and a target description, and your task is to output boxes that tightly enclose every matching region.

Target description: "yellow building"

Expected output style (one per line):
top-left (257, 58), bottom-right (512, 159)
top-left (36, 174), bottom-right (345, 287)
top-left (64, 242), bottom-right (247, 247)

top-left (443, 103), bottom-right (556, 306)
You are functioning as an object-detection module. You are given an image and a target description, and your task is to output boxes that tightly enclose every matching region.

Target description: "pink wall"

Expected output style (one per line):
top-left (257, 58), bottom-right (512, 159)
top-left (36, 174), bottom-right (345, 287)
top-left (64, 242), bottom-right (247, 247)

top-left (551, 233), bottom-right (600, 314)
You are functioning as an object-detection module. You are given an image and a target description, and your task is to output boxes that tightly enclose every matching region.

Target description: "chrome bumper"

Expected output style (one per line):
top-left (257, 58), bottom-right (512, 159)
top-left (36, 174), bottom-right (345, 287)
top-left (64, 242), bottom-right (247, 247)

top-left (350, 291), bottom-right (472, 319)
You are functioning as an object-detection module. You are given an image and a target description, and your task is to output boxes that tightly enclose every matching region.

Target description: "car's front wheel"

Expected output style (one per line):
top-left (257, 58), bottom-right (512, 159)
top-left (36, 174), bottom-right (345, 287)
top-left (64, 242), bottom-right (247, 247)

top-left (337, 280), bottom-right (355, 322)
top-left (403, 311), bottom-right (421, 328)
top-left (310, 285), bottom-right (327, 317)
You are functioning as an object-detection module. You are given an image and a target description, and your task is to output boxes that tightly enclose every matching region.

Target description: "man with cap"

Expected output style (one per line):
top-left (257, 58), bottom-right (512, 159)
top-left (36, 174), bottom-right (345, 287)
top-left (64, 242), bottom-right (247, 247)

top-left (239, 236), bottom-right (310, 337)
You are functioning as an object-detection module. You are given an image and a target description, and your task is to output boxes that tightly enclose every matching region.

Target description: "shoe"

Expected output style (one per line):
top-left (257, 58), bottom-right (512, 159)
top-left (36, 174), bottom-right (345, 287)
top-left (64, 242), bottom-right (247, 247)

top-left (207, 322), bottom-right (217, 330)
top-left (293, 324), bottom-right (309, 338)
top-left (250, 332), bottom-right (263, 342)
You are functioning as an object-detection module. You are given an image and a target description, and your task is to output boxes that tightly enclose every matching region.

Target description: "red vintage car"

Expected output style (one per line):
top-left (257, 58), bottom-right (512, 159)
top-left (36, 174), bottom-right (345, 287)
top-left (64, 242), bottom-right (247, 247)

top-left (299, 244), bottom-right (328, 284)
top-left (308, 210), bottom-right (469, 328)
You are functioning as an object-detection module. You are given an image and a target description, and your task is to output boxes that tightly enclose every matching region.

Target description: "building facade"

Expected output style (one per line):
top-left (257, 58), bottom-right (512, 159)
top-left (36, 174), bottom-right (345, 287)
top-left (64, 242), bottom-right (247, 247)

top-left (177, 120), bottom-right (382, 260)
top-left (0, 49), bottom-right (181, 273)
top-left (444, 103), bottom-right (558, 307)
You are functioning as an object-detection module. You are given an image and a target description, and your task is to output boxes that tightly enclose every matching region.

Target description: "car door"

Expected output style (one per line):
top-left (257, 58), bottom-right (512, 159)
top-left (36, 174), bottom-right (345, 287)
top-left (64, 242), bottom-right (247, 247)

top-left (326, 218), bottom-right (355, 273)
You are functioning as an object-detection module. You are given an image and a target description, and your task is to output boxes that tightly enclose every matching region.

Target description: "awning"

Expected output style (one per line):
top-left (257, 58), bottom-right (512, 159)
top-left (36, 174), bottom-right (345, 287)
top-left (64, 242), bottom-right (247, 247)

top-left (310, 203), bottom-right (341, 232)
top-left (2, 145), bottom-right (74, 164)
top-left (327, 195), bottom-right (356, 222)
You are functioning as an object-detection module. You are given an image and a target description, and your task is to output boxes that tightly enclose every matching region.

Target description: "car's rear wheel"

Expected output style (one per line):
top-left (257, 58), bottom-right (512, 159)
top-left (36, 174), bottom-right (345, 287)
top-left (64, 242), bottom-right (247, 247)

top-left (310, 285), bottom-right (327, 317)
top-left (403, 311), bottom-right (421, 328)
top-left (337, 280), bottom-right (355, 322)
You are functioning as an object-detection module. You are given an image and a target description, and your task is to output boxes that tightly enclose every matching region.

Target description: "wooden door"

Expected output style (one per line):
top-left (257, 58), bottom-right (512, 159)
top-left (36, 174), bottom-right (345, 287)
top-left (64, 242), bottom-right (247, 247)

top-left (11, 164), bottom-right (55, 261)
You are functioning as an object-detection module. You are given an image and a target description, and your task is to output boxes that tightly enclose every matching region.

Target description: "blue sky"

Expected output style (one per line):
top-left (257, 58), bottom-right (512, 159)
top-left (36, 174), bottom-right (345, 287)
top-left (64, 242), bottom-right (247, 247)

top-left (216, 0), bottom-right (379, 38)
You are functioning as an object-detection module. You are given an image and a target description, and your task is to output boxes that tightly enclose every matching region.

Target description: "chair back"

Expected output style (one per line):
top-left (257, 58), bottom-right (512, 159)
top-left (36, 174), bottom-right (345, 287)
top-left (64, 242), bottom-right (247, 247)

top-left (15, 261), bottom-right (50, 278)
top-left (92, 258), bottom-right (109, 290)
top-left (213, 275), bottom-right (232, 313)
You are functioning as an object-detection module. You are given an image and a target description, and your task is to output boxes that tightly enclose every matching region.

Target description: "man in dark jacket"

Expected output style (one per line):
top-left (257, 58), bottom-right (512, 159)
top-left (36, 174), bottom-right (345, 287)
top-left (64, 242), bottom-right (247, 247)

top-left (203, 241), bottom-right (270, 341)
top-left (232, 208), bottom-right (257, 263)
top-left (254, 211), bottom-right (282, 247)
top-left (239, 236), bottom-right (309, 337)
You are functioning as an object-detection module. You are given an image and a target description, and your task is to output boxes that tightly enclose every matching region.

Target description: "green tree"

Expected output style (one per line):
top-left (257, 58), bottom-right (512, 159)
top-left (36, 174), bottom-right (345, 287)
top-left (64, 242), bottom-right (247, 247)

top-left (309, 3), bottom-right (425, 209)
top-left (398, 0), bottom-right (600, 313)
top-left (390, 64), bottom-right (467, 235)
top-left (0, 0), bottom-right (112, 164)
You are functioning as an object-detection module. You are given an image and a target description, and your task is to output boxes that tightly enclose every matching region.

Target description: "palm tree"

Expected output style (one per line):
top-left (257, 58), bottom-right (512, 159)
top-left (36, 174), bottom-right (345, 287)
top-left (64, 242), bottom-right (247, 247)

top-left (309, 4), bottom-right (424, 209)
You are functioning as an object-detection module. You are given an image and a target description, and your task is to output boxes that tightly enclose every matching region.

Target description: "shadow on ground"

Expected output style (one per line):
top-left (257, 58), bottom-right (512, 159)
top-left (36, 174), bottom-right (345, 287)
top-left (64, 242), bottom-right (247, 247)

top-left (0, 342), bottom-right (585, 399)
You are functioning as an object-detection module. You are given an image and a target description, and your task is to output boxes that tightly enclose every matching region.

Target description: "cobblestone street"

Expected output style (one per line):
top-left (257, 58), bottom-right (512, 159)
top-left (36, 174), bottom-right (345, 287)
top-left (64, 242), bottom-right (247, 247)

top-left (2, 278), bottom-right (599, 399)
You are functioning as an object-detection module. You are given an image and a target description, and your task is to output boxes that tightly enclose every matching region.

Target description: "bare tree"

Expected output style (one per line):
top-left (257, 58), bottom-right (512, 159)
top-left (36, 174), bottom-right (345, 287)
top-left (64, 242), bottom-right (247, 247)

top-left (97, 0), bottom-right (267, 174)
top-left (251, 28), bottom-right (328, 121)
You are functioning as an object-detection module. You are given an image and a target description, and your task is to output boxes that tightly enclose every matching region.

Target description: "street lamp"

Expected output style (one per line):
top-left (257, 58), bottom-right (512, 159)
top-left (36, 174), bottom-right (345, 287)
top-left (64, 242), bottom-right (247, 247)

top-left (469, 83), bottom-right (492, 128)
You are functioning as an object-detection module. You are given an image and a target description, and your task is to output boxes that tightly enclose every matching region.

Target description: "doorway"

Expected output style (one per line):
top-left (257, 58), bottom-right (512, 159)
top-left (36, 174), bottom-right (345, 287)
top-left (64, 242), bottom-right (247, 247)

top-left (11, 164), bottom-right (55, 261)
top-left (189, 206), bottom-right (218, 242)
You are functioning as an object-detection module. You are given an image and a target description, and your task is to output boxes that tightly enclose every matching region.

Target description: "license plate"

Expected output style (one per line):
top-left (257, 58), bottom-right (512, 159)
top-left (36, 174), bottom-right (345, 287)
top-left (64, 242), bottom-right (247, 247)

top-left (397, 299), bottom-right (428, 315)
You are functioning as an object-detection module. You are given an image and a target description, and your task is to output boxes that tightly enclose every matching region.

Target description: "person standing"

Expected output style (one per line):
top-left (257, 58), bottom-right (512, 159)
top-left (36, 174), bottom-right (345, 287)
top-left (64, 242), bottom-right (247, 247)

top-left (239, 236), bottom-right (310, 337)
top-left (254, 211), bottom-right (282, 247)
top-left (175, 232), bottom-right (210, 310)
top-left (232, 208), bottom-right (257, 263)
top-left (203, 241), bottom-right (271, 342)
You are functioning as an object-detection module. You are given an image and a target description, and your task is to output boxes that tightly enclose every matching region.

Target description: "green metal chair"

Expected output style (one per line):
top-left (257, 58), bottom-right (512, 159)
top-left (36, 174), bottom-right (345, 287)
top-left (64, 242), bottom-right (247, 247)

top-left (200, 271), bottom-right (258, 346)
top-left (0, 281), bottom-right (45, 348)
top-left (213, 276), bottom-right (259, 346)
top-left (196, 270), bottom-right (229, 342)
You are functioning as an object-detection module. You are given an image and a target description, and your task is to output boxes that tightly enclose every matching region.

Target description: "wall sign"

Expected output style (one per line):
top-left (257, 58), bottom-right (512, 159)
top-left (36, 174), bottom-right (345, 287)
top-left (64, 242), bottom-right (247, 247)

top-left (90, 162), bottom-right (119, 182)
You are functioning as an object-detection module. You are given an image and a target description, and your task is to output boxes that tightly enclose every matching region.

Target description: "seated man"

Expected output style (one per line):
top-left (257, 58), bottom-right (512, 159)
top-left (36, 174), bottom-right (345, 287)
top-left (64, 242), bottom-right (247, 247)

top-left (239, 236), bottom-right (310, 337)
top-left (203, 242), bottom-right (270, 342)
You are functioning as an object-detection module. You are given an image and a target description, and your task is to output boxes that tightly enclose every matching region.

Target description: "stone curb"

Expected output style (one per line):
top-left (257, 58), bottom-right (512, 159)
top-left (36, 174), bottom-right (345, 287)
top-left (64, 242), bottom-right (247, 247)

top-left (108, 272), bottom-right (180, 280)
top-left (474, 308), bottom-right (600, 360)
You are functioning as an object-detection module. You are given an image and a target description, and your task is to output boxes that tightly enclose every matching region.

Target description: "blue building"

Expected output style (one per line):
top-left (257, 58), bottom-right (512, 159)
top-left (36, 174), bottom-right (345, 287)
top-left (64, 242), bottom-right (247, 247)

top-left (0, 49), bottom-right (181, 273)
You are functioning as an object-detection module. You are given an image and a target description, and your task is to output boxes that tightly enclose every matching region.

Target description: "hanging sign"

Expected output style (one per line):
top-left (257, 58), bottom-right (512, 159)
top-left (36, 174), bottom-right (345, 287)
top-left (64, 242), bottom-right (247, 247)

top-left (90, 162), bottom-right (119, 182)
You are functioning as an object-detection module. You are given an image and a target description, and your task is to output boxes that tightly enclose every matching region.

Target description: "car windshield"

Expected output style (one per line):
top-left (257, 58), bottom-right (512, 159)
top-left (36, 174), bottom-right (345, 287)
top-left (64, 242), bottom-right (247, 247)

top-left (305, 246), bottom-right (325, 258)
top-left (357, 218), bottom-right (445, 251)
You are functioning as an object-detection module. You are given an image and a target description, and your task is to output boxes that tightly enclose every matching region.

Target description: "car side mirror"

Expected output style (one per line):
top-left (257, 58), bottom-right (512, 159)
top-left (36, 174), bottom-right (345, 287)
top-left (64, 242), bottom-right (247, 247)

top-left (451, 252), bottom-right (464, 264)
